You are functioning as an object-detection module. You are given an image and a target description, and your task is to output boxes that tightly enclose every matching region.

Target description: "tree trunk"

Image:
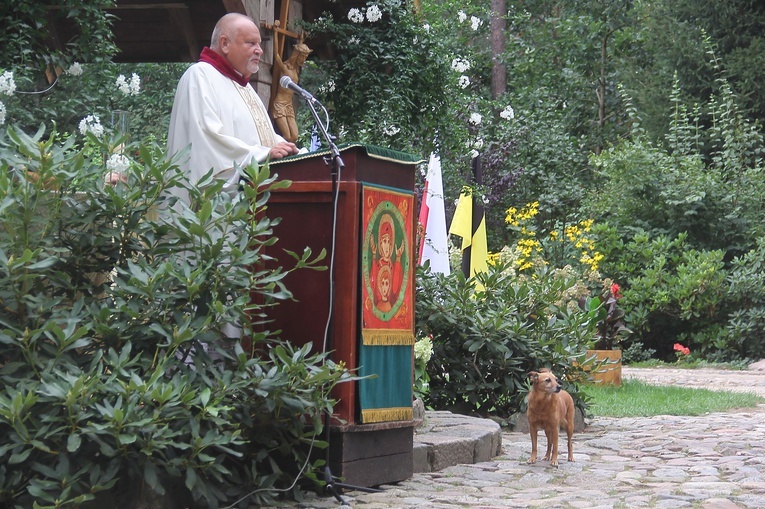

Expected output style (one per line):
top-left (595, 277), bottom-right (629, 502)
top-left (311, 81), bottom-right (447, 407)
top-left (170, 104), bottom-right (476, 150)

top-left (490, 0), bottom-right (507, 100)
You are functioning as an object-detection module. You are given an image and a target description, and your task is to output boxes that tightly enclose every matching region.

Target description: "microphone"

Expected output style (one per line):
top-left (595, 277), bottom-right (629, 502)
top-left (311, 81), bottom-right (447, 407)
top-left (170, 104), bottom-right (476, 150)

top-left (279, 75), bottom-right (320, 105)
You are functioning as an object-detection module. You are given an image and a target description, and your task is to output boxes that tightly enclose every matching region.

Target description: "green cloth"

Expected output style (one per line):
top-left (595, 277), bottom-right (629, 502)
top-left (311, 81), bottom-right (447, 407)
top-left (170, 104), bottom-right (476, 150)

top-left (358, 344), bottom-right (413, 423)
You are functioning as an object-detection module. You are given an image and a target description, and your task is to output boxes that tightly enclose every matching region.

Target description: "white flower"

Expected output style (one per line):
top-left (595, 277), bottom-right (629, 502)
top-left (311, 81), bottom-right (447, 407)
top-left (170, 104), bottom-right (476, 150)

top-left (383, 124), bottom-right (400, 136)
top-left (458, 10), bottom-right (467, 23)
top-left (0, 71), bottom-right (16, 96)
top-left (469, 112), bottom-right (482, 125)
top-left (469, 149), bottom-right (479, 159)
top-left (116, 75), bottom-right (129, 95)
top-left (470, 16), bottom-right (483, 31)
top-left (129, 73), bottom-right (141, 95)
top-left (473, 138), bottom-right (484, 149)
top-left (458, 76), bottom-right (470, 89)
top-left (116, 73), bottom-right (141, 96)
top-left (348, 8), bottom-right (364, 23)
top-left (414, 335), bottom-right (434, 363)
top-left (66, 62), bottom-right (83, 76)
top-left (451, 57), bottom-right (471, 73)
top-left (500, 105), bottom-right (515, 120)
top-left (0, 102), bottom-right (5, 125)
top-left (366, 5), bottom-right (383, 23)
top-left (106, 153), bottom-right (130, 173)
top-left (423, 23), bottom-right (431, 33)
top-left (349, 36), bottom-right (360, 45)
top-left (78, 115), bottom-right (104, 138)
top-left (319, 79), bottom-right (336, 95)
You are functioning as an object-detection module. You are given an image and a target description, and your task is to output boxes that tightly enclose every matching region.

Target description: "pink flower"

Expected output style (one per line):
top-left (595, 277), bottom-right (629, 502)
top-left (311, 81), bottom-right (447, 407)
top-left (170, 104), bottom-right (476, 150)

top-left (673, 343), bottom-right (690, 356)
top-left (610, 283), bottom-right (622, 299)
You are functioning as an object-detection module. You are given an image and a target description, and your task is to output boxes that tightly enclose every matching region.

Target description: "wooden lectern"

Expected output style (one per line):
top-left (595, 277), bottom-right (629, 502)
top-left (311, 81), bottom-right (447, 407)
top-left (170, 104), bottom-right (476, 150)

top-left (265, 144), bottom-right (423, 488)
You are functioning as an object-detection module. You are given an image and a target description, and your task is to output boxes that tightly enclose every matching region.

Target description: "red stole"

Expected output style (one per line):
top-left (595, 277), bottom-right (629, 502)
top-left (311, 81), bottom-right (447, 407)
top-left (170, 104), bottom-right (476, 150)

top-left (199, 47), bottom-right (249, 87)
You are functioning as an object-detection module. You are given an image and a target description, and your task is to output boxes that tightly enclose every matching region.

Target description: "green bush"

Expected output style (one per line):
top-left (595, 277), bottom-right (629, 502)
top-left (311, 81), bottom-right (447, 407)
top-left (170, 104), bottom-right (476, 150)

top-left (723, 237), bottom-right (765, 361)
top-left (415, 262), bottom-right (601, 419)
top-left (602, 230), bottom-right (727, 359)
top-left (0, 125), bottom-right (349, 508)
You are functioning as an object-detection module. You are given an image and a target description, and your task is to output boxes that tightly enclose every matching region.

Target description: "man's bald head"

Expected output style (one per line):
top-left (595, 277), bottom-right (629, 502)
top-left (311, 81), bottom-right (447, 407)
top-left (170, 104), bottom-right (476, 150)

top-left (211, 13), bottom-right (256, 50)
top-left (209, 13), bottom-right (263, 78)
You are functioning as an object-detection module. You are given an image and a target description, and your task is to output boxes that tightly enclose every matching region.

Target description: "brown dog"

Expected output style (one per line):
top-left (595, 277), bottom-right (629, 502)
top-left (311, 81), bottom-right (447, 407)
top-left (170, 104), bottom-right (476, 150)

top-left (526, 368), bottom-right (575, 467)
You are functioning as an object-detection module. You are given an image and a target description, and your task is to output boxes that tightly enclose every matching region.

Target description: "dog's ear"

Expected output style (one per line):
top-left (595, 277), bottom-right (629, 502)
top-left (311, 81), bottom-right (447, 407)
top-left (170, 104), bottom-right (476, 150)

top-left (528, 371), bottom-right (539, 381)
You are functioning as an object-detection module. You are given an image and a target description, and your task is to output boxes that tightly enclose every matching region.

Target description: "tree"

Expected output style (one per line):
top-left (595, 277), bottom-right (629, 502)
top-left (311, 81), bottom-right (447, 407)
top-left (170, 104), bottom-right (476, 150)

top-left (0, 1), bottom-right (117, 79)
top-left (489, 0), bottom-right (507, 99)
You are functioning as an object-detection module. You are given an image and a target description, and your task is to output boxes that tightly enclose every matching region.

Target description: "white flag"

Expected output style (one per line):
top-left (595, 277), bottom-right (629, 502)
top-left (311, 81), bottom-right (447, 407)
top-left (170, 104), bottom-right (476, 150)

top-left (417, 153), bottom-right (451, 275)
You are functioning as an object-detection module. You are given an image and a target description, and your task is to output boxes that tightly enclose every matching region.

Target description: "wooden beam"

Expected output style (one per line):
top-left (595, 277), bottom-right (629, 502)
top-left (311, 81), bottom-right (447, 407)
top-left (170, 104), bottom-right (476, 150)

top-left (46, 3), bottom-right (189, 10)
top-left (108, 3), bottom-right (188, 10)
top-left (168, 5), bottom-right (199, 61)
top-left (222, 0), bottom-right (247, 14)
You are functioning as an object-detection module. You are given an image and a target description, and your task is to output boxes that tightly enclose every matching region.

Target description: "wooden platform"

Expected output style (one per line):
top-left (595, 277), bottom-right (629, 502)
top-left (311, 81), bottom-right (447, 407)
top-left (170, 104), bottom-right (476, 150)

top-left (328, 420), bottom-right (415, 488)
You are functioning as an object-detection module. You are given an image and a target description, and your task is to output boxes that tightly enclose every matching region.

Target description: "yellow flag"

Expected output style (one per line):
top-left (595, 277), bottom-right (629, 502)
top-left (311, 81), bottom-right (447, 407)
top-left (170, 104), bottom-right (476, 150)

top-left (449, 188), bottom-right (473, 251)
top-left (471, 214), bottom-right (489, 277)
top-left (449, 187), bottom-right (489, 279)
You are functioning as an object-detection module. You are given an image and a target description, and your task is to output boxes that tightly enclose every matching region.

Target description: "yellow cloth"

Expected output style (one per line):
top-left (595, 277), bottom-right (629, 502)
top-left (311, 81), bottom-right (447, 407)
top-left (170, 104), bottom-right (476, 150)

top-left (449, 187), bottom-right (488, 278)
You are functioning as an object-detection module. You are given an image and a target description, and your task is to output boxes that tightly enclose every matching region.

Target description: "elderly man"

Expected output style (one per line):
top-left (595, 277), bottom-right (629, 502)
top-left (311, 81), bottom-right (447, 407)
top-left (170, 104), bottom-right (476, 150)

top-left (167, 12), bottom-right (298, 203)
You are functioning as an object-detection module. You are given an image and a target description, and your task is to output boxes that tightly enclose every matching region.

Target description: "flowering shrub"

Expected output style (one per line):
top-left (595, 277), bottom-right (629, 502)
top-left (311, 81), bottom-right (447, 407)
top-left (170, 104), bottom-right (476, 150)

top-left (592, 282), bottom-right (630, 350)
top-left (415, 261), bottom-right (601, 418)
top-left (673, 343), bottom-right (691, 364)
top-left (503, 200), bottom-right (605, 274)
top-left (0, 70), bottom-right (16, 126)
top-left (413, 333), bottom-right (434, 398)
top-left (300, 0), bottom-right (454, 153)
top-left (1, 61), bottom-right (181, 144)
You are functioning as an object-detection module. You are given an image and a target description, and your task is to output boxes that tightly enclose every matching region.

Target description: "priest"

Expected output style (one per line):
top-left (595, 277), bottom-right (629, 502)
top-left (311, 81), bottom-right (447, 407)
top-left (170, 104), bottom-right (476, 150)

top-left (167, 12), bottom-right (299, 204)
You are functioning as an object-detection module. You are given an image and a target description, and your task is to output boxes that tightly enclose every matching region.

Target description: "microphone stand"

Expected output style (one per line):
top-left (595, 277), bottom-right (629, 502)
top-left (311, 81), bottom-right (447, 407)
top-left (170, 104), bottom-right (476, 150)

top-left (302, 98), bottom-right (382, 502)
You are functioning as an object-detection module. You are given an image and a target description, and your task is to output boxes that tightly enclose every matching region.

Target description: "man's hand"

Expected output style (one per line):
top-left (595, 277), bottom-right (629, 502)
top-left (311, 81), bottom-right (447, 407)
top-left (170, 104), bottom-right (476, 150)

top-left (269, 141), bottom-right (299, 159)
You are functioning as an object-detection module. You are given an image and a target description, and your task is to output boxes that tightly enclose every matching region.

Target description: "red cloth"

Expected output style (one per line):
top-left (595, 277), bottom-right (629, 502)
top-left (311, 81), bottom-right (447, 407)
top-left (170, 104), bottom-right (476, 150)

top-left (198, 47), bottom-right (249, 87)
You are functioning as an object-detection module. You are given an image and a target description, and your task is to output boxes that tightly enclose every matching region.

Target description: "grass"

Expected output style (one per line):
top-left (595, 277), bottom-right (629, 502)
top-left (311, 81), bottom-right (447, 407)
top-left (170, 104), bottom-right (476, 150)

top-left (626, 359), bottom-right (751, 370)
top-left (583, 379), bottom-right (765, 417)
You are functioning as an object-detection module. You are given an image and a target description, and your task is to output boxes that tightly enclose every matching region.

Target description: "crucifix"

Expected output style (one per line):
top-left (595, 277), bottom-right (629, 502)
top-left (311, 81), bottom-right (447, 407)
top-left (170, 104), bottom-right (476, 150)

top-left (262, 2), bottom-right (312, 143)
top-left (261, 1), bottom-right (300, 62)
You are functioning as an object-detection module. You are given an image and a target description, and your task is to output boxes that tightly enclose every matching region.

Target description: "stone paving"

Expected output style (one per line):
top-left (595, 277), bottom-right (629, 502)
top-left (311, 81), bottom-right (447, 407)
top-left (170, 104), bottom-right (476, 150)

top-left (274, 367), bottom-right (765, 509)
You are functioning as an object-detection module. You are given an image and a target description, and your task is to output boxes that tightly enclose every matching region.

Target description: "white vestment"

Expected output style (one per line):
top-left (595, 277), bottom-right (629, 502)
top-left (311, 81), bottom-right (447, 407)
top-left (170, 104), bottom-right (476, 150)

top-left (167, 61), bottom-right (286, 203)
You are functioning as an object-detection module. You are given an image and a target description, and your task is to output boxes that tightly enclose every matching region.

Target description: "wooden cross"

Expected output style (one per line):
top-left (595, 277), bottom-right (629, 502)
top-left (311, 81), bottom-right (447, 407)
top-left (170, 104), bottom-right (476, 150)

top-left (261, 1), bottom-right (300, 58)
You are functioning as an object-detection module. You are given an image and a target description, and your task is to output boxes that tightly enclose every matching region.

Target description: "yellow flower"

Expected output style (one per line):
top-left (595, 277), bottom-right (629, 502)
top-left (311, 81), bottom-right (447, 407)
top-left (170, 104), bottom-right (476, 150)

top-left (504, 207), bottom-right (518, 225)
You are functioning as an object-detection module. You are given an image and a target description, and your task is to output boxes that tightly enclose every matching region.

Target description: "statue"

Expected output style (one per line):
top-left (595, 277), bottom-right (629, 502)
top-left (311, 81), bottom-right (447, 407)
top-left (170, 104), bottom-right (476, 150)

top-left (270, 35), bottom-right (312, 143)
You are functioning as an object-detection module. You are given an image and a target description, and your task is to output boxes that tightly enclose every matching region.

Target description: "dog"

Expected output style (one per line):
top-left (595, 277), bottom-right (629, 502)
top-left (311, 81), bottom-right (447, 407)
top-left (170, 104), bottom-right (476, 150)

top-left (526, 368), bottom-right (575, 467)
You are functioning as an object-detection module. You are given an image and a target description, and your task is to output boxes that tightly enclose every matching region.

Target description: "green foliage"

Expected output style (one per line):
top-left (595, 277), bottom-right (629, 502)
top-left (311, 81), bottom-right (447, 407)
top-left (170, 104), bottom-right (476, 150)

top-left (589, 69), bottom-right (765, 360)
top-left (300, 0), bottom-right (457, 156)
top-left (602, 231), bottom-right (728, 359)
top-left (724, 237), bottom-right (765, 361)
top-left (0, 2), bottom-right (118, 77)
top-left (0, 125), bottom-right (350, 508)
top-left (415, 262), bottom-right (602, 419)
top-left (620, 342), bottom-right (656, 364)
top-left (3, 62), bottom-right (185, 143)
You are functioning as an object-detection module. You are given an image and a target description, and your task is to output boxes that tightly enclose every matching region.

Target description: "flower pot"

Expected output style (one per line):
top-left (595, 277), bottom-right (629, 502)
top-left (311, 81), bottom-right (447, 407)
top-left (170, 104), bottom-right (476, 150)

top-left (585, 349), bottom-right (622, 386)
